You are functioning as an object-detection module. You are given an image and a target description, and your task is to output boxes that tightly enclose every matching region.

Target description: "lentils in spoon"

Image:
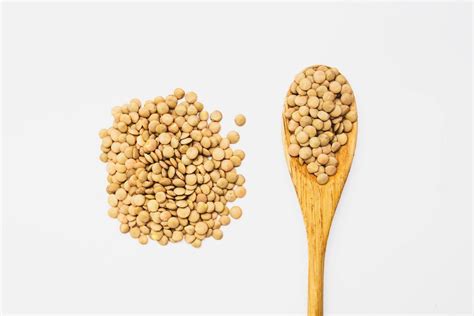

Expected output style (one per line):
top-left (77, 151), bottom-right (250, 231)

top-left (283, 65), bottom-right (357, 184)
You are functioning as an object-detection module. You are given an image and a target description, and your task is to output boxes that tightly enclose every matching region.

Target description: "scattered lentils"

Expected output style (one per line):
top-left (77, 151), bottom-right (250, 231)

top-left (284, 65), bottom-right (357, 184)
top-left (99, 89), bottom-right (246, 247)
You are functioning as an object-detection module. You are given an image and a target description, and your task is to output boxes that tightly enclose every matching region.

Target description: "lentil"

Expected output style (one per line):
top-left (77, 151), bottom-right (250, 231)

top-left (229, 206), bottom-right (242, 219)
top-left (227, 131), bottom-right (240, 144)
top-left (234, 114), bottom-right (246, 126)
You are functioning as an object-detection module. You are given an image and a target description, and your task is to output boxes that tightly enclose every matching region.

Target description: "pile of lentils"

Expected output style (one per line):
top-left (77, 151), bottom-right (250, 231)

top-left (99, 89), bottom-right (246, 247)
top-left (284, 65), bottom-right (357, 184)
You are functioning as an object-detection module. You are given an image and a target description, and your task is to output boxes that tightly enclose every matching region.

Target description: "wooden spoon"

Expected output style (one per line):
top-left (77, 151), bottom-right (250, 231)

top-left (282, 65), bottom-right (358, 316)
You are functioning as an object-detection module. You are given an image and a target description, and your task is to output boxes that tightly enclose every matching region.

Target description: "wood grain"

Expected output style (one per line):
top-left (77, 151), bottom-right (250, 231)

top-left (282, 66), bottom-right (358, 316)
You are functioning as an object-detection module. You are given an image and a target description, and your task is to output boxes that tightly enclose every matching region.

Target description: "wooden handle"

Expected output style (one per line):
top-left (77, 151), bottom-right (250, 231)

top-left (307, 225), bottom-right (327, 315)
top-left (292, 169), bottom-right (332, 315)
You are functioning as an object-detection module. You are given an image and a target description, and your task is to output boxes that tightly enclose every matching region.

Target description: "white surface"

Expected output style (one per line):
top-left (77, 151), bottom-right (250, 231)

top-left (2, 2), bottom-right (472, 314)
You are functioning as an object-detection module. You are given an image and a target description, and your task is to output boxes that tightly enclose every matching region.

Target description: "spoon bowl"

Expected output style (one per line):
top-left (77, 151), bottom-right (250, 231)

top-left (282, 65), bottom-right (358, 315)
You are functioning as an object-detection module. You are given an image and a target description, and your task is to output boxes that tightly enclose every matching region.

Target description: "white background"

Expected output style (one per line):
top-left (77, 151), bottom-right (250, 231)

top-left (2, 2), bottom-right (472, 314)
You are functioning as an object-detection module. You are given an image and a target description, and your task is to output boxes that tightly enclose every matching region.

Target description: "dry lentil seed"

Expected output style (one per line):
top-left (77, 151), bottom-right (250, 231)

top-left (227, 131), bottom-right (240, 144)
top-left (186, 147), bottom-right (199, 160)
top-left (120, 223), bottom-right (130, 233)
top-left (177, 207), bottom-right (191, 218)
top-left (307, 162), bottom-right (319, 173)
top-left (341, 93), bottom-right (353, 105)
top-left (329, 81), bottom-right (342, 93)
top-left (130, 227), bottom-right (141, 238)
top-left (212, 148), bottom-right (225, 161)
top-left (195, 222), bottom-right (208, 235)
top-left (171, 230), bottom-right (184, 242)
top-left (234, 186), bottom-right (246, 198)
top-left (317, 154), bottom-right (329, 165)
top-left (229, 206), bottom-right (242, 219)
top-left (168, 217), bottom-right (179, 229)
top-left (296, 131), bottom-right (309, 144)
top-left (108, 208), bottom-right (119, 218)
top-left (115, 188), bottom-right (127, 200)
top-left (325, 165), bottom-right (337, 176)
top-left (221, 160), bottom-right (234, 172)
top-left (210, 111), bottom-right (223, 122)
top-left (212, 229), bottom-right (223, 240)
top-left (299, 78), bottom-right (311, 91)
top-left (316, 173), bottom-right (329, 185)
top-left (132, 194), bottom-right (145, 206)
top-left (138, 235), bottom-right (148, 245)
top-left (220, 215), bottom-right (231, 225)
top-left (185, 92), bottom-right (197, 104)
top-left (234, 114), bottom-right (246, 126)
top-left (174, 88), bottom-right (185, 99)
top-left (191, 239), bottom-right (202, 248)
top-left (299, 147), bottom-right (312, 160)
top-left (313, 70), bottom-right (326, 83)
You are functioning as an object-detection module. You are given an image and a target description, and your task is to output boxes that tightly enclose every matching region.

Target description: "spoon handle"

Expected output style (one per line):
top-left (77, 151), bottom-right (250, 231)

top-left (307, 227), bottom-right (327, 316)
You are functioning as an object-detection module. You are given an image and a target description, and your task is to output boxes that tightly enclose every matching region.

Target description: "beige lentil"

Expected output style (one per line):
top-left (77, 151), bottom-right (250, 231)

top-left (229, 206), bottom-right (242, 219)
top-left (212, 229), bottom-right (223, 240)
top-left (234, 114), bottom-right (246, 126)
top-left (210, 111), bottom-right (223, 122)
top-left (227, 131), bottom-right (240, 144)
top-left (234, 186), bottom-right (246, 198)
top-left (220, 215), bottom-right (231, 225)
top-left (195, 222), bottom-right (208, 235)
top-left (316, 173), bottom-right (329, 185)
